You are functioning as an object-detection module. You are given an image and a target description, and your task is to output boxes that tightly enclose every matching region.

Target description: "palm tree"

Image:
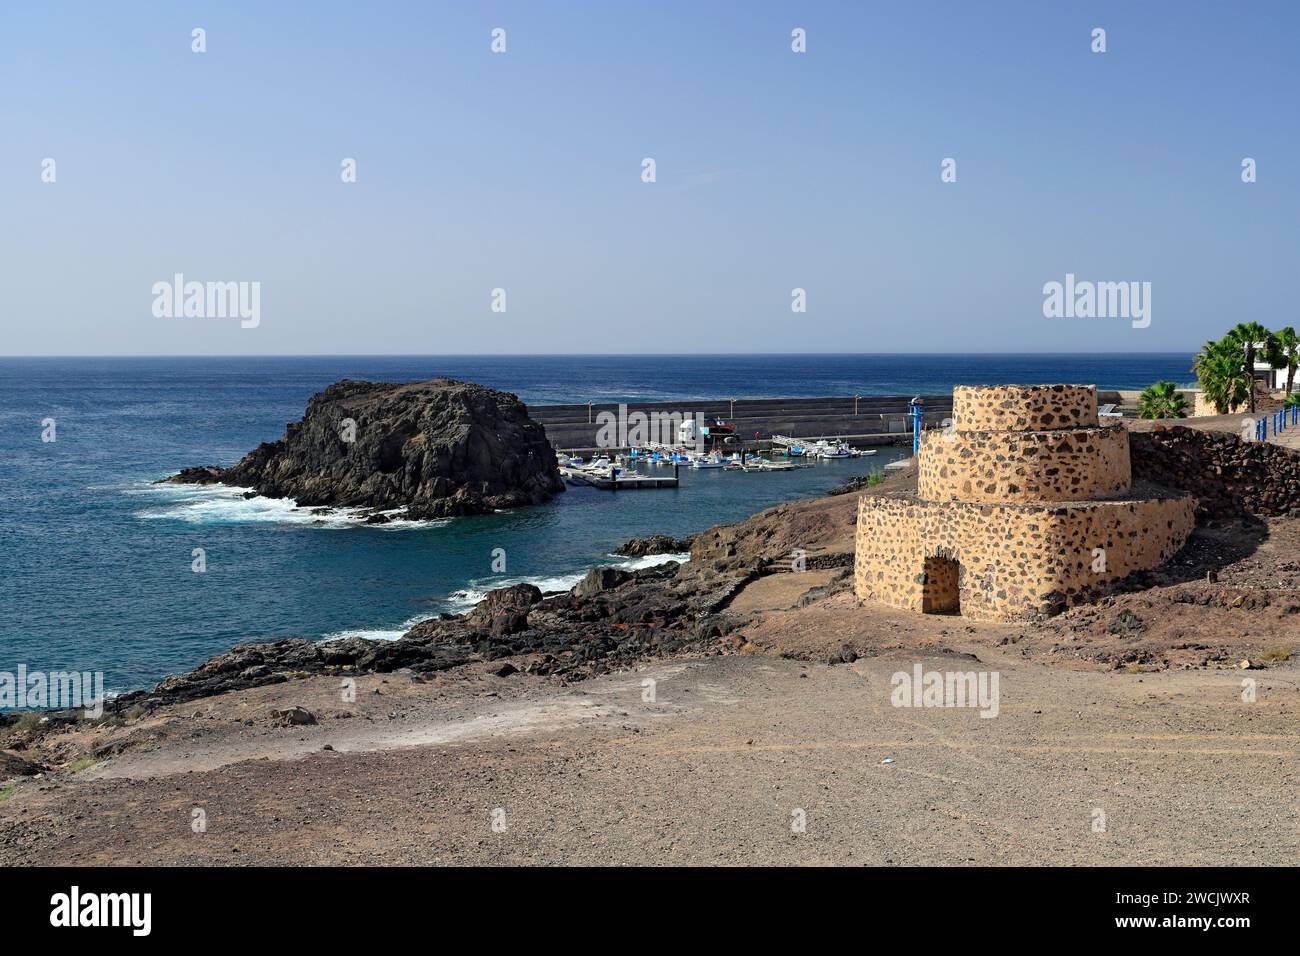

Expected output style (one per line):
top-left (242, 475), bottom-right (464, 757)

top-left (1138, 381), bottom-right (1188, 419)
top-left (1226, 322), bottom-right (1274, 413)
top-left (1194, 338), bottom-right (1251, 414)
top-left (1270, 326), bottom-right (1299, 394)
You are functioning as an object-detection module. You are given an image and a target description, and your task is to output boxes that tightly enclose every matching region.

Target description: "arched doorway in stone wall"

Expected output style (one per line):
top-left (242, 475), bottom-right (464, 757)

top-left (921, 553), bottom-right (961, 615)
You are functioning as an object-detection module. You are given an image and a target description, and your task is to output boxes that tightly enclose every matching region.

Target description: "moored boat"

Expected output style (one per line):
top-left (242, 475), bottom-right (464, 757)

top-left (690, 452), bottom-right (727, 469)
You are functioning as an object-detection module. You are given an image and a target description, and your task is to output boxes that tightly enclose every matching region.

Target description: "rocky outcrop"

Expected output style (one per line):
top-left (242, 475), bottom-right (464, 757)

top-left (0, 750), bottom-right (44, 777)
top-left (162, 378), bottom-right (564, 518)
top-left (690, 486), bottom-right (869, 573)
top-left (572, 567), bottom-right (632, 597)
top-left (1130, 425), bottom-right (1300, 521)
top-left (613, 534), bottom-right (695, 557)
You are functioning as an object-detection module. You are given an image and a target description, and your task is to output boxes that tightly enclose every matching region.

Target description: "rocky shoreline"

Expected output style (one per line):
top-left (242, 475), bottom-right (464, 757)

top-left (122, 420), bottom-right (1300, 712)
top-left (52, 528), bottom-right (777, 719)
top-left (10, 417), bottom-right (1300, 741)
top-left (0, 488), bottom-right (844, 739)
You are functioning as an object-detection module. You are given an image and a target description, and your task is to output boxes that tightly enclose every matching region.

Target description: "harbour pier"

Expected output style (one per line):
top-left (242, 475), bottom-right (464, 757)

top-left (557, 465), bottom-right (679, 490)
top-left (529, 394), bottom-right (957, 456)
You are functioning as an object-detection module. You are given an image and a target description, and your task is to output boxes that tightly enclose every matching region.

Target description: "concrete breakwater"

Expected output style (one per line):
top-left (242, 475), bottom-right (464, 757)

top-left (528, 394), bottom-right (956, 453)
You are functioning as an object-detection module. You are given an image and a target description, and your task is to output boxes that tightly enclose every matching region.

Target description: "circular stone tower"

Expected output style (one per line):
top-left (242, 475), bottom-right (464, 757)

top-left (854, 384), bottom-right (1194, 620)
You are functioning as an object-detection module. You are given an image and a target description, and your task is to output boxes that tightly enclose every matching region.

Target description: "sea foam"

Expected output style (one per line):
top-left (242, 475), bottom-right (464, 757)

top-left (131, 482), bottom-right (450, 530)
top-left (338, 552), bottom-right (693, 640)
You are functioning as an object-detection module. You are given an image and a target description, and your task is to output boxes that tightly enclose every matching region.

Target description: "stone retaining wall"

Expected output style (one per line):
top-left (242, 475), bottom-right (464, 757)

top-left (1130, 424), bottom-right (1300, 520)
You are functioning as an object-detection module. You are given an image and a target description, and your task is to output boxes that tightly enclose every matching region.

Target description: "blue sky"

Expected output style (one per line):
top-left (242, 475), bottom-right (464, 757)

top-left (2, 0), bottom-right (1296, 355)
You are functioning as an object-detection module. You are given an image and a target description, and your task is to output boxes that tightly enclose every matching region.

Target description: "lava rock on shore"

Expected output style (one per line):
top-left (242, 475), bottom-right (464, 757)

top-left (161, 378), bottom-right (564, 518)
top-left (613, 534), bottom-right (695, 557)
top-left (87, 558), bottom-right (751, 713)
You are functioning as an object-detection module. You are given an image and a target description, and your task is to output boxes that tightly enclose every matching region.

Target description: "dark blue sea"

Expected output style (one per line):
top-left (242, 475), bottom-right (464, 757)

top-left (0, 353), bottom-right (1195, 695)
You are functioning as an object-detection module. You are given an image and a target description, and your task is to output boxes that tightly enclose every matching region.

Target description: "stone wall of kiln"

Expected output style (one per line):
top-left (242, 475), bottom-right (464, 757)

top-left (952, 384), bottom-right (1097, 433)
top-left (917, 426), bottom-right (1131, 503)
top-left (854, 493), bottom-right (1196, 620)
top-left (856, 383), bottom-right (1195, 620)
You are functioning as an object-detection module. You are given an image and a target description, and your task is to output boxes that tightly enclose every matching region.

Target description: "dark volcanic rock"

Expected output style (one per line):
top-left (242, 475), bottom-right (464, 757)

top-left (161, 378), bottom-right (564, 519)
top-left (573, 567), bottom-right (632, 598)
top-left (0, 750), bottom-right (45, 777)
top-left (827, 475), bottom-right (876, 496)
top-left (470, 584), bottom-right (543, 636)
top-left (112, 557), bottom-right (750, 709)
top-left (162, 465), bottom-right (224, 485)
top-left (613, 534), bottom-right (695, 557)
top-left (1130, 425), bottom-right (1300, 521)
top-left (475, 584), bottom-right (544, 613)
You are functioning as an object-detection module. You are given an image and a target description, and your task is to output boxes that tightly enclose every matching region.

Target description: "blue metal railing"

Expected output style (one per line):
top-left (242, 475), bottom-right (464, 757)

top-left (1256, 403), bottom-right (1298, 440)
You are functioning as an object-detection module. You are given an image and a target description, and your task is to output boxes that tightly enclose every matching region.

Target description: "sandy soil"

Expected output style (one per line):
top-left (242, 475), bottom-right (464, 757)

top-left (2, 591), bottom-right (1296, 866)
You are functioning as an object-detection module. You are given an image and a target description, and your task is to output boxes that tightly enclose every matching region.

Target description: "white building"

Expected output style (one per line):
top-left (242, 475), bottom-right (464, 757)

top-left (1254, 357), bottom-right (1289, 390)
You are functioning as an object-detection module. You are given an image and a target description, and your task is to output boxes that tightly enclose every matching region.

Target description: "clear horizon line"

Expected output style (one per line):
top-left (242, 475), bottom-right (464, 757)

top-left (0, 349), bottom-right (1199, 360)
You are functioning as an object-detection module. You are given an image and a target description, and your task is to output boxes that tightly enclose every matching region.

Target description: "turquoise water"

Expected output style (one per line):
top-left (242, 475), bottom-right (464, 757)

top-left (0, 354), bottom-right (1194, 693)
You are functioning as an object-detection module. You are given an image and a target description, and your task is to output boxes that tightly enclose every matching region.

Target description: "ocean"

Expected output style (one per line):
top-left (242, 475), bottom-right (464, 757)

top-left (0, 353), bottom-right (1195, 694)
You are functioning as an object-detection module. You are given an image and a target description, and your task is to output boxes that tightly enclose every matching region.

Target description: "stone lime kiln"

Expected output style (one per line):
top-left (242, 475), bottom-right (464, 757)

top-left (854, 384), bottom-right (1194, 620)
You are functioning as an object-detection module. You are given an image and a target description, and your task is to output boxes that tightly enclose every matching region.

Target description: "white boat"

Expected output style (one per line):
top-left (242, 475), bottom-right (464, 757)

top-left (690, 453), bottom-right (727, 469)
top-left (578, 456), bottom-right (622, 477)
top-left (805, 439), bottom-right (850, 459)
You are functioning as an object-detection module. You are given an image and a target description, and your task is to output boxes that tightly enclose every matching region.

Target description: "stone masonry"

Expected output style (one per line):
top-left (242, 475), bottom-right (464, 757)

top-left (855, 385), bottom-right (1195, 620)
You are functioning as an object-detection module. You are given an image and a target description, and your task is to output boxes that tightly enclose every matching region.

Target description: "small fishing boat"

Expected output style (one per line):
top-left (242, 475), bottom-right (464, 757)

top-left (690, 453), bottom-right (727, 469)
top-left (807, 439), bottom-right (850, 459)
top-left (580, 456), bottom-right (622, 477)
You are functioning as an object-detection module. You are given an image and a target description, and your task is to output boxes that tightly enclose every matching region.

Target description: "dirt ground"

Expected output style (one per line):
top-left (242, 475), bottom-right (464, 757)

top-left (2, 570), bottom-right (1296, 866)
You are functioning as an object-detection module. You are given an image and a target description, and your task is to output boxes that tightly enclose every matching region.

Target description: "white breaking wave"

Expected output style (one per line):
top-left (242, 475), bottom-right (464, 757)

top-left (441, 552), bottom-right (691, 615)
top-left (322, 612), bottom-right (440, 642)
top-left (130, 482), bottom-right (450, 530)
top-left (323, 553), bottom-right (690, 642)
top-left (611, 551), bottom-right (693, 571)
